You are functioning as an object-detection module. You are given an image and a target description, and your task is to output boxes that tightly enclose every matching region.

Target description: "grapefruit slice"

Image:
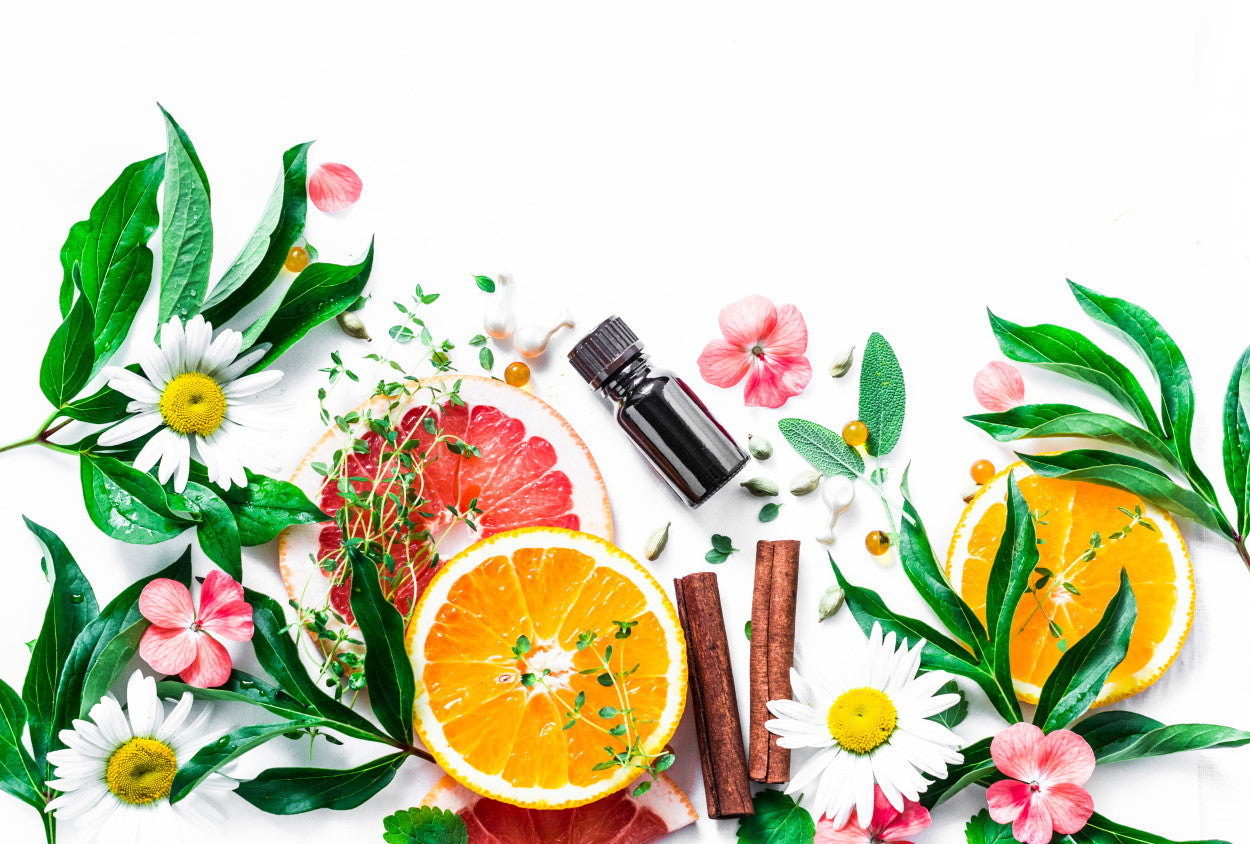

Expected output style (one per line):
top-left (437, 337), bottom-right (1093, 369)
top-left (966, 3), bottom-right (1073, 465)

top-left (409, 528), bottom-right (687, 810)
top-left (946, 462), bottom-right (1193, 706)
top-left (279, 374), bottom-right (612, 627)
top-left (420, 772), bottom-right (698, 843)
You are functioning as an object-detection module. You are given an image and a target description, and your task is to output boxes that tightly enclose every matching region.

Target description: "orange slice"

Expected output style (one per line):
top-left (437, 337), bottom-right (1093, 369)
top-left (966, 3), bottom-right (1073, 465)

top-left (946, 462), bottom-right (1193, 707)
top-left (409, 527), bottom-right (687, 809)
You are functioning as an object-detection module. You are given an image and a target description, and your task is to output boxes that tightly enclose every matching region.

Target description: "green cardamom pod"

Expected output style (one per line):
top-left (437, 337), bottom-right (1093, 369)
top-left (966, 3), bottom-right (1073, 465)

top-left (337, 311), bottom-right (372, 341)
top-left (747, 434), bottom-right (773, 460)
top-left (740, 477), bottom-right (779, 497)
top-left (818, 584), bottom-right (845, 621)
top-left (644, 522), bottom-right (671, 561)
top-left (789, 470), bottom-right (822, 496)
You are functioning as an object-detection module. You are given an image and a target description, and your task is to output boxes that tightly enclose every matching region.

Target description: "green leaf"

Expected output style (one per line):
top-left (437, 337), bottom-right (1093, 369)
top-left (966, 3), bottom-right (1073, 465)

top-left (1034, 569), bottom-right (1136, 731)
top-left (158, 106), bottom-right (213, 324)
top-left (0, 678), bottom-right (44, 809)
top-left (80, 454), bottom-right (193, 544)
top-left (347, 545), bottom-right (415, 744)
top-left (1222, 347), bottom-right (1250, 539)
top-left (58, 153), bottom-right (164, 370)
top-left (965, 404), bottom-right (1182, 472)
top-left (778, 417), bottom-right (865, 479)
top-left (984, 474), bottom-right (1035, 721)
top-left (383, 805), bottom-right (470, 844)
top-left (58, 382), bottom-right (131, 424)
top-left (234, 752), bottom-right (407, 814)
top-left (479, 346), bottom-right (494, 371)
top-left (1018, 450), bottom-right (1228, 536)
top-left (922, 738), bottom-right (995, 809)
top-left (171, 720), bottom-right (312, 803)
top-left (40, 287), bottom-right (95, 407)
top-left (858, 332), bottom-right (905, 457)
top-left (927, 680), bottom-right (968, 729)
top-left (1064, 812), bottom-right (1230, 843)
top-left (987, 309), bottom-right (1160, 434)
top-left (209, 470), bottom-right (328, 545)
top-left (201, 142), bottom-right (311, 326)
top-left (181, 482), bottom-right (242, 579)
top-left (474, 275), bottom-right (496, 293)
top-left (1072, 710), bottom-right (1250, 765)
top-left (21, 518), bottom-right (98, 772)
top-left (964, 810), bottom-right (1016, 843)
top-left (245, 239), bottom-right (375, 369)
top-left (759, 502), bottom-right (782, 522)
top-left (736, 789), bottom-right (815, 844)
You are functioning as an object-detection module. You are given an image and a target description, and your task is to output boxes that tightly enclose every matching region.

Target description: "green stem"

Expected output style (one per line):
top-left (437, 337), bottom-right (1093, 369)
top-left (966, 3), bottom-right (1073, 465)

top-left (41, 806), bottom-right (55, 844)
top-left (0, 410), bottom-right (66, 454)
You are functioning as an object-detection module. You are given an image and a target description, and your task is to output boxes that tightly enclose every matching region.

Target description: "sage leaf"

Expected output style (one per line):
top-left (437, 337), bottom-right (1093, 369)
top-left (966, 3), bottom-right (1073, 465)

top-left (1072, 710), bottom-right (1250, 765)
top-left (79, 454), bottom-right (193, 544)
top-left (921, 738), bottom-right (995, 810)
top-left (1222, 347), bottom-right (1250, 539)
top-left (207, 470), bottom-right (328, 546)
top-left (984, 474), bottom-right (1035, 722)
top-left (39, 289), bottom-right (95, 407)
top-left (234, 752), bottom-right (408, 814)
top-left (778, 417), bottom-right (864, 479)
top-left (158, 106), bottom-right (213, 325)
top-left (735, 789), bottom-right (814, 844)
top-left (1067, 812), bottom-right (1231, 844)
top-left (0, 678), bottom-right (43, 809)
top-left (181, 482), bottom-right (243, 580)
top-left (858, 332), bottom-right (905, 457)
top-left (347, 545), bottom-right (415, 744)
top-left (1034, 569), bottom-right (1136, 731)
top-left (171, 719), bottom-right (316, 803)
top-left (963, 809), bottom-right (1016, 843)
top-left (201, 142), bottom-right (311, 326)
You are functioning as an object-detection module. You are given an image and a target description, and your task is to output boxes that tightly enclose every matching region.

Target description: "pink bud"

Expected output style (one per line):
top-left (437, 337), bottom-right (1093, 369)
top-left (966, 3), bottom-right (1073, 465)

top-left (974, 361), bottom-right (1025, 412)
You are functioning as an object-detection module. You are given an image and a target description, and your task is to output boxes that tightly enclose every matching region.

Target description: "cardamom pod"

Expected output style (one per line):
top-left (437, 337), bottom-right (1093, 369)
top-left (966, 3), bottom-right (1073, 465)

top-left (828, 345), bottom-right (855, 378)
top-left (747, 433), bottom-right (773, 460)
top-left (337, 311), bottom-right (372, 341)
top-left (789, 470), bottom-right (822, 496)
top-left (644, 522), bottom-right (671, 561)
top-left (818, 584), bottom-right (845, 621)
top-left (740, 476), bottom-right (779, 497)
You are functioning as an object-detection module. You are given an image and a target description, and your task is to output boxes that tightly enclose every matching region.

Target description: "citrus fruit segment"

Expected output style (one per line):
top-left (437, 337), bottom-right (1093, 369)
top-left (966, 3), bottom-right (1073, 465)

top-left (946, 462), bottom-right (1194, 706)
top-left (279, 374), bottom-right (612, 628)
top-left (409, 528), bottom-right (687, 809)
top-left (420, 772), bottom-right (698, 842)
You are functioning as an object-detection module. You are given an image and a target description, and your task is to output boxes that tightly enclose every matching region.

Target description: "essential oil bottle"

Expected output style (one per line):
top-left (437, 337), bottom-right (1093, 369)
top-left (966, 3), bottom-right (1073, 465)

top-left (569, 316), bottom-right (749, 507)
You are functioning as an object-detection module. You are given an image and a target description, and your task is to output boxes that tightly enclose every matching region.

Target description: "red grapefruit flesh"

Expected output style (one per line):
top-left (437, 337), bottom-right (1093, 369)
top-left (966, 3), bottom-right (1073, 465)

top-left (420, 773), bottom-right (697, 843)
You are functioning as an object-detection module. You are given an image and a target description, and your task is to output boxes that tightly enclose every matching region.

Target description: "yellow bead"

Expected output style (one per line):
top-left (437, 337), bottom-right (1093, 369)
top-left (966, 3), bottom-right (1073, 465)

top-left (504, 361), bottom-right (531, 388)
top-left (285, 246), bottom-right (310, 272)
top-left (865, 530), bottom-right (890, 556)
top-left (842, 421), bottom-right (869, 448)
top-left (971, 459), bottom-right (996, 485)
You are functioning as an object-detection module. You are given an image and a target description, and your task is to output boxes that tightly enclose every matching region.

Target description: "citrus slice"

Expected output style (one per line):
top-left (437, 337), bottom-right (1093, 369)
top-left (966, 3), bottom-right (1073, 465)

top-left (946, 461), bottom-right (1194, 706)
top-left (279, 374), bottom-right (612, 627)
top-left (420, 772), bottom-right (698, 842)
top-left (409, 527), bottom-right (687, 809)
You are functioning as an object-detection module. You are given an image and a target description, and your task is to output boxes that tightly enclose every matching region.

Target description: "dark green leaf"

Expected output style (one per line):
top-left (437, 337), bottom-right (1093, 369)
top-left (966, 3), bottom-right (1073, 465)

top-left (347, 545), bottom-right (415, 744)
top-left (1072, 710), bottom-right (1250, 765)
top-left (984, 474), bottom-right (1035, 721)
top-left (158, 106), bottom-right (213, 324)
top-left (234, 752), bottom-right (407, 814)
top-left (922, 738), bottom-right (995, 809)
top-left (58, 153), bottom-right (164, 369)
top-left (858, 332), bottom-right (905, 457)
top-left (21, 518), bottom-right (98, 771)
top-left (210, 470), bottom-right (328, 545)
top-left (181, 482), bottom-right (242, 580)
top-left (479, 346), bottom-right (494, 371)
top-left (474, 275), bottom-right (496, 293)
top-left (80, 454), bottom-right (193, 544)
top-left (964, 809), bottom-right (1016, 843)
top-left (1222, 347), bottom-right (1250, 539)
top-left (711, 534), bottom-right (734, 553)
top-left (171, 720), bottom-right (311, 802)
top-left (1065, 812), bottom-right (1230, 843)
top-left (778, 417), bottom-right (865, 479)
top-left (58, 382), bottom-right (130, 424)
top-left (40, 290), bottom-right (95, 407)
top-left (735, 789), bottom-right (815, 844)
top-left (246, 239), bottom-right (375, 370)
top-left (383, 805), bottom-right (470, 844)
top-left (987, 309), bottom-right (1160, 434)
top-left (927, 680), bottom-right (968, 729)
top-left (201, 142), bottom-right (311, 325)
top-left (0, 678), bottom-right (43, 809)
top-left (1018, 450), bottom-right (1228, 536)
top-left (759, 502), bottom-right (782, 522)
top-left (1034, 569), bottom-right (1136, 731)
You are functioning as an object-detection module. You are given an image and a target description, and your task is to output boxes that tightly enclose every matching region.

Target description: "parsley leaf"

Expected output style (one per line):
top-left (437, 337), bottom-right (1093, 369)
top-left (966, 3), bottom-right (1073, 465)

top-left (736, 790), bottom-right (814, 844)
top-left (382, 806), bottom-right (468, 844)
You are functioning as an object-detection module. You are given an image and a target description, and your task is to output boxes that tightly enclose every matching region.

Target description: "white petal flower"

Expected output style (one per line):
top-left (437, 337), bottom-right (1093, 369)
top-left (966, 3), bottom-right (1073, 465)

top-left (99, 315), bottom-right (281, 492)
top-left (45, 670), bottom-right (231, 842)
top-left (765, 623), bottom-right (964, 828)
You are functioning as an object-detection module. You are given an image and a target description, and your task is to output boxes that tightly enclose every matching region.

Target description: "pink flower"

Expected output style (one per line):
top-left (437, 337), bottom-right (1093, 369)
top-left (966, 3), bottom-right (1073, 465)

top-left (308, 162), bottom-right (363, 213)
top-left (986, 723), bottom-right (1095, 844)
top-left (815, 787), bottom-right (931, 843)
top-left (697, 294), bottom-right (813, 408)
top-left (974, 361), bottom-right (1025, 412)
top-left (138, 571), bottom-right (254, 688)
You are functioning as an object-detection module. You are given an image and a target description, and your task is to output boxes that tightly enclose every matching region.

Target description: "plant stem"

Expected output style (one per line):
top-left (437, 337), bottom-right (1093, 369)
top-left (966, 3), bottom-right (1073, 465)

top-left (0, 410), bottom-right (64, 454)
top-left (41, 808), bottom-right (55, 844)
top-left (1235, 537), bottom-right (1250, 573)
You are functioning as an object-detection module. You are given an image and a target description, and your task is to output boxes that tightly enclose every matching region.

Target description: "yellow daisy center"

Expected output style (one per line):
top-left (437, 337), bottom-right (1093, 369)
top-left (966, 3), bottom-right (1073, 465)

top-left (826, 687), bottom-right (898, 754)
top-left (104, 737), bottom-right (177, 805)
top-left (159, 372), bottom-right (227, 436)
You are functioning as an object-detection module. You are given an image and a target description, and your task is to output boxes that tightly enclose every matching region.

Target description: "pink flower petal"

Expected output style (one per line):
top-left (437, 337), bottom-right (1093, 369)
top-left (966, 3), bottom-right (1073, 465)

top-left (986, 779), bottom-right (1032, 825)
top-left (974, 361), bottom-right (1026, 413)
top-left (719, 294), bottom-right (777, 347)
top-left (1036, 729), bottom-right (1096, 787)
top-left (743, 355), bottom-right (813, 408)
top-left (197, 571), bottom-right (253, 642)
top-left (697, 338), bottom-right (752, 388)
top-left (180, 634), bottom-right (233, 688)
top-left (763, 303), bottom-right (809, 358)
top-left (991, 722), bottom-right (1046, 783)
top-left (814, 816), bottom-right (871, 844)
top-left (139, 579), bottom-right (195, 628)
top-left (309, 162), bottom-right (363, 213)
top-left (199, 602), bottom-right (254, 642)
top-left (139, 625), bottom-right (199, 676)
top-left (1012, 799), bottom-right (1054, 844)
top-left (879, 800), bottom-right (931, 839)
top-left (1042, 782), bottom-right (1095, 835)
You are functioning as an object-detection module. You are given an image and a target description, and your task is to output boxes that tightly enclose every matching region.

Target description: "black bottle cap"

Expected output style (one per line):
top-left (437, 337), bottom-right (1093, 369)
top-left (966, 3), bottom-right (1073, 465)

top-left (568, 316), bottom-right (645, 388)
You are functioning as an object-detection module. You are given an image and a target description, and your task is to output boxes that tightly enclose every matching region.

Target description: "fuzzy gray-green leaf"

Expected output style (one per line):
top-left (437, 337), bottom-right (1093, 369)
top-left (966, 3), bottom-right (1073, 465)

top-left (858, 332), bottom-right (905, 457)
top-left (778, 418), bottom-right (864, 479)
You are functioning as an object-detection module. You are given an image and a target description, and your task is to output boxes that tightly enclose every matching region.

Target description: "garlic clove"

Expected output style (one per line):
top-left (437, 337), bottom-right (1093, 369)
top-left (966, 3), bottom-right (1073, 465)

top-left (483, 272), bottom-right (515, 340)
top-left (515, 309), bottom-right (575, 359)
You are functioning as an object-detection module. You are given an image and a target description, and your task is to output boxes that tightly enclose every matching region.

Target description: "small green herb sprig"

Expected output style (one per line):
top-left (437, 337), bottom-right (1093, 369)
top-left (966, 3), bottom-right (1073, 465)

top-left (967, 280), bottom-right (1250, 572)
top-left (705, 533), bottom-right (738, 564)
top-left (382, 806), bottom-right (468, 843)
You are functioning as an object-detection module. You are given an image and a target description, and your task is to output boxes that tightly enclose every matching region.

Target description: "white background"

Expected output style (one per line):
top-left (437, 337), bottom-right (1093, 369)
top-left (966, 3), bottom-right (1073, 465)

top-left (2, 2), bottom-right (1248, 841)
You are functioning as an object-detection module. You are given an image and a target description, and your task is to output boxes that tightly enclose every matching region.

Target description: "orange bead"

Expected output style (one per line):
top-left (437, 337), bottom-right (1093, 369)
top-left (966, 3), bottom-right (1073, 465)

top-left (285, 246), bottom-right (310, 272)
top-left (971, 459), bottom-right (995, 485)
top-left (842, 420), bottom-right (869, 448)
top-left (504, 361), bottom-right (531, 388)
top-left (865, 530), bottom-right (890, 556)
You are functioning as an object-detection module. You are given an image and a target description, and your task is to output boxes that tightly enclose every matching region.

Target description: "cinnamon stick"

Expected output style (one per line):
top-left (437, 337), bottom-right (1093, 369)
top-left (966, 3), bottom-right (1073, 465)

top-left (673, 572), bottom-right (753, 819)
top-left (749, 539), bottom-right (799, 783)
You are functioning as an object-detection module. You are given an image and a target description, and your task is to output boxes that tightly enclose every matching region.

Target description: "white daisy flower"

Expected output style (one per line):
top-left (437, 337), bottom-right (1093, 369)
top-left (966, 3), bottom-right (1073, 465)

top-left (99, 315), bottom-right (282, 492)
top-left (45, 670), bottom-right (233, 841)
top-left (765, 622), bottom-right (964, 829)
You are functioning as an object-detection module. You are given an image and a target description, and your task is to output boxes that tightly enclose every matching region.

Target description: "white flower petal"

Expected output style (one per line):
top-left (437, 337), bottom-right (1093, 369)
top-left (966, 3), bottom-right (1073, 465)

top-left (138, 341), bottom-right (172, 388)
top-left (124, 671), bottom-right (161, 737)
top-left (202, 329), bottom-right (244, 378)
top-left (183, 315), bottom-right (213, 372)
top-left (171, 436), bottom-right (192, 493)
top-left (161, 318), bottom-right (186, 375)
top-left (88, 696), bottom-right (129, 746)
top-left (105, 368), bottom-right (161, 404)
top-left (97, 411), bottom-right (164, 447)
top-left (223, 370), bottom-right (282, 399)
top-left (215, 345), bottom-right (268, 382)
top-left (134, 427), bottom-right (178, 476)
